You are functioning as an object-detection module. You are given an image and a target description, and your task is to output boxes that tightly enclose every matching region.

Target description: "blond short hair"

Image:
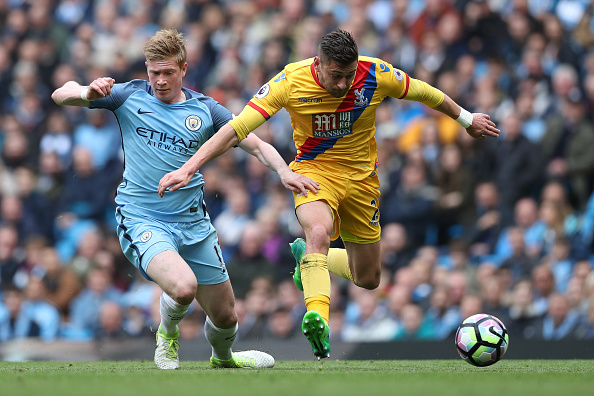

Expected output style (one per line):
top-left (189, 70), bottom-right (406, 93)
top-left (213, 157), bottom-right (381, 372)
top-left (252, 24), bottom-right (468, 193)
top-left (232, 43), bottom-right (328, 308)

top-left (143, 29), bottom-right (187, 69)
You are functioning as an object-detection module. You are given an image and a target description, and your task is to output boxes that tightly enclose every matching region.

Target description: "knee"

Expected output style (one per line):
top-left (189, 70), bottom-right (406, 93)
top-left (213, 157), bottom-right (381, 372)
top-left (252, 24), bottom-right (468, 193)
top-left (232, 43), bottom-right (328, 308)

top-left (168, 280), bottom-right (197, 305)
top-left (209, 307), bottom-right (238, 329)
top-left (306, 225), bottom-right (332, 251)
top-left (354, 270), bottom-right (381, 290)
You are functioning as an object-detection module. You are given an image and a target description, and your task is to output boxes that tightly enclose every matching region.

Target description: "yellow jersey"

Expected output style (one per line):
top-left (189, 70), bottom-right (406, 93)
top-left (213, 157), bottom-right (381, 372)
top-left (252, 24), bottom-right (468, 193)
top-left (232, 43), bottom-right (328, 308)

top-left (229, 56), bottom-right (445, 180)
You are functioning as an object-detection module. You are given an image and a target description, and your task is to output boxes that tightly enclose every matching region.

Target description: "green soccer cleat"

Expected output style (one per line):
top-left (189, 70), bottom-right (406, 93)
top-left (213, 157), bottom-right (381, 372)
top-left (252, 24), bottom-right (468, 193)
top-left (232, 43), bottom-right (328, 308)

top-left (210, 351), bottom-right (275, 369)
top-left (302, 310), bottom-right (330, 359)
top-left (154, 325), bottom-right (180, 369)
top-left (290, 238), bottom-right (306, 291)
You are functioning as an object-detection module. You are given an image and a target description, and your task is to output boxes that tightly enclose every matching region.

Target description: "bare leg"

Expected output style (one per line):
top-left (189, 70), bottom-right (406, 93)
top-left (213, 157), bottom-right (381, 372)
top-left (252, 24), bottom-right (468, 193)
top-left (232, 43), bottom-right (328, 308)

top-left (343, 240), bottom-right (381, 290)
top-left (196, 280), bottom-right (237, 361)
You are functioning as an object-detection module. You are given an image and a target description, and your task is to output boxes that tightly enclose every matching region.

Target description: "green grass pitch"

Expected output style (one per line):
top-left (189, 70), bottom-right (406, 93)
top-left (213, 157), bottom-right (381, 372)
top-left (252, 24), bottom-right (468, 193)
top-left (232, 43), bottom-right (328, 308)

top-left (1, 360), bottom-right (593, 396)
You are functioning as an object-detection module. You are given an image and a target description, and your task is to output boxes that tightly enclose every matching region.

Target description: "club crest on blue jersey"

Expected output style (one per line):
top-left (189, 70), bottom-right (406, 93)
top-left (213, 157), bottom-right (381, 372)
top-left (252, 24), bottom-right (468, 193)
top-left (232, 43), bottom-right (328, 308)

top-left (254, 84), bottom-right (271, 99)
top-left (140, 231), bottom-right (152, 242)
top-left (185, 115), bottom-right (202, 131)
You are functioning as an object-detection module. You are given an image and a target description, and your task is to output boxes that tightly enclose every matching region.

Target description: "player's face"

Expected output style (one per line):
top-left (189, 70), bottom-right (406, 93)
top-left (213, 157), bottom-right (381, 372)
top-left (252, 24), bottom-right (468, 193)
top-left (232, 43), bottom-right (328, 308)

top-left (146, 58), bottom-right (187, 104)
top-left (315, 56), bottom-right (358, 98)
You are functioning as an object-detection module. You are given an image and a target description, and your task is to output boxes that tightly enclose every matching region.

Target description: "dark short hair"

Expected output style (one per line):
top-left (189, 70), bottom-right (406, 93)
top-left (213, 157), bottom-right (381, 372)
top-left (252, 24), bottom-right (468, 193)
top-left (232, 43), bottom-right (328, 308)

top-left (318, 29), bottom-right (358, 66)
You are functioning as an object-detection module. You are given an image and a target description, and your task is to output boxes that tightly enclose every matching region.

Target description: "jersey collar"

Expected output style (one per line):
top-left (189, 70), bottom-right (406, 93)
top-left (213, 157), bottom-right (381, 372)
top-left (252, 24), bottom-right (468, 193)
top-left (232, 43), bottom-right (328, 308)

top-left (310, 61), bottom-right (325, 90)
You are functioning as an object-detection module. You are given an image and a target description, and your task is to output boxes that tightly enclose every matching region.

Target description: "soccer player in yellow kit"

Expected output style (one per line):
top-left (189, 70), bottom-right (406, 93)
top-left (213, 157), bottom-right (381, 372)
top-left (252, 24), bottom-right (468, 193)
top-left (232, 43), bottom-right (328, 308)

top-left (158, 29), bottom-right (500, 359)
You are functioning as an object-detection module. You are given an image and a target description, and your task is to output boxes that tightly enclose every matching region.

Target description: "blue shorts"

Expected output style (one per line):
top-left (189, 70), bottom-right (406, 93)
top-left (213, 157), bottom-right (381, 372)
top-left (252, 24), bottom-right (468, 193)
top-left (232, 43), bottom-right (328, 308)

top-left (115, 206), bottom-right (228, 285)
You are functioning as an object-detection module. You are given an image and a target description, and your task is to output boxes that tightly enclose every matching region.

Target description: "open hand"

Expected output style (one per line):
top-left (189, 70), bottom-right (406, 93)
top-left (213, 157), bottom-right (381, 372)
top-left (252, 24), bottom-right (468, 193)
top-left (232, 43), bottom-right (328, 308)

top-left (157, 167), bottom-right (194, 198)
top-left (466, 113), bottom-right (500, 140)
top-left (278, 169), bottom-right (319, 197)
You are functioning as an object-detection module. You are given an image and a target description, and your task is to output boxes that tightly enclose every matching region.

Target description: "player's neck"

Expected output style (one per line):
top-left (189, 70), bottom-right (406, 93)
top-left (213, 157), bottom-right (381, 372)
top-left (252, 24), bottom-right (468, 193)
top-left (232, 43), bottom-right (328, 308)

top-left (160, 90), bottom-right (187, 104)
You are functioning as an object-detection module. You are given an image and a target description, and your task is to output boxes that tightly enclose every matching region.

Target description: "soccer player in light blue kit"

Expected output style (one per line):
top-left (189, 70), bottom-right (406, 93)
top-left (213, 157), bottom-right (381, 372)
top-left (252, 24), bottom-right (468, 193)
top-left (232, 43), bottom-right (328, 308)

top-left (52, 29), bottom-right (318, 369)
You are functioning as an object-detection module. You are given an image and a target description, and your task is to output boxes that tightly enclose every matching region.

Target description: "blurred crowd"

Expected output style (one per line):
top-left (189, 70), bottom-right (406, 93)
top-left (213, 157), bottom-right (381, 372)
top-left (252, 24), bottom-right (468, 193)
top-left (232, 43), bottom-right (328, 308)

top-left (2, 0), bottom-right (594, 347)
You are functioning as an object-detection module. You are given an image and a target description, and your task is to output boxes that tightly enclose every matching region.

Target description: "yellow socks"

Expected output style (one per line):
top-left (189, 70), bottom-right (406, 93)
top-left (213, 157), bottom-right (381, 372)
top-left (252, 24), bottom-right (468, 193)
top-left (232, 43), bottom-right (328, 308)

top-left (327, 248), bottom-right (354, 283)
top-left (300, 248), bottom-right (353, 324)
top-left (301, 253), bottom-right (330, 323)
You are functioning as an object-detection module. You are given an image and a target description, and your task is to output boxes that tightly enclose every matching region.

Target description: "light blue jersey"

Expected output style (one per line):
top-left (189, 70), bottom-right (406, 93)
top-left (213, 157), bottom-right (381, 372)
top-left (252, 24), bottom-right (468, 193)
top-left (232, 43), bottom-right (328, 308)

top-left (91, 80), bottom-right (232, 283)
top-left (90, 79), bottom-right (232, 223)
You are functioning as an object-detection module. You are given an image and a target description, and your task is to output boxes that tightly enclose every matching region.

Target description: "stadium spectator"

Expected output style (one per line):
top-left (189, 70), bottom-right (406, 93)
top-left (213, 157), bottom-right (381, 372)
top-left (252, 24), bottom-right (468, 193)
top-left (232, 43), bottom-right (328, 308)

top-left (541, 86), bottom-right (594, 210)
top-left (466, 181), bottom-right (503, 260)
top-left (212, 184), bottom-right (252, 259)
top-left (226, 221), bottom-right (275, 300)
top-left (12, 166), bottom-right (56, 242)
top-left (96, 300), bottom-right (128, 340)
top-left (494, 197), bottom-right (543, 264)
top-left (0, 286), bottom-right (23, 342)
top-left (479, 275), bottom-right (510, 322)
top-left (0, 225), bottom-right (23, 290)
top-left (275, 278), bottom-right (306, 325)
top-left (433, 143), bottom-right (476, 244)
top-left (506, 279), bottom-right (541, 339)
top-left (385, 282), bottom-right (411, 326)
top-left (57, 146), bottom-right (115, 222)
top-left (72, 109), bottom-right (122, 171)
top-left (532, 264), bottom-right (557, 316)
top-left (35, 246), bottom-right (82, 319)
top-left (393, 302), bottom-right (436, 340)
top-left (254, 206), bottom-right (290, 270)
top-left (445, 270), bottom-right (468, 308)
top-left (541, 237), bottom-right (575, 293)
top-left (13, 276), bottom-right (61, 342)
top-left (66, 227), bottom-right (104, 281)
top-left (236, 284), bottom-right (274, 341)
top-left (493, 111), bottom-right (542, 227)
top-left (61, 267), bottom-right (122, 340)
top-left (499, 226), bottom-right (539, 284)
top-left (380, 222), bottom-right (416, 276)
top-left (383, 161), bottom-right (440, 248)
top-left (578, 302), bottom-right (594, 339)
top-left (535, 292), bottom-right (583, 340)
top-left (341, 288), bottom-right (398, 342)
top-left (425, 285), bottom-right (460, 340)
top-left (265, 307), bottom-right (300, 340)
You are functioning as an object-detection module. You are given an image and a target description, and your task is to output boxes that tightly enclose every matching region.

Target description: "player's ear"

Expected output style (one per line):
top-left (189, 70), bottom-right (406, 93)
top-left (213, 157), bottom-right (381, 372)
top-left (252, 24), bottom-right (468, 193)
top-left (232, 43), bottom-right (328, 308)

top-left (313, 56), bottom-right (321, 74)
top-left (181, 62), bottom-right (187, 77)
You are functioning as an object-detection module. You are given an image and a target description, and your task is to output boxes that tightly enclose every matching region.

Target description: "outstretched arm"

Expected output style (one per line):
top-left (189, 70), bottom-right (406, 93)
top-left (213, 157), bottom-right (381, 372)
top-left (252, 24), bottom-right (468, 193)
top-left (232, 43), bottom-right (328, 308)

top-left (400, 75), bottom-right (500, 140)
top-left (158, 123), bottom-right (239, 197)
top-left (433, 94), bottom-right (500, 140)
top-left (239, 134), bottom-right (319, 196)
top-left (51, 77), bottom-right (115, 106)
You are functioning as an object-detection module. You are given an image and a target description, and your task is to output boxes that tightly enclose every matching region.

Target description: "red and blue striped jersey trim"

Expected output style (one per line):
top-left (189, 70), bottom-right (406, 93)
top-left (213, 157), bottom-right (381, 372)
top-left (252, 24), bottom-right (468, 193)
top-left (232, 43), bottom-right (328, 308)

top-left (295, 136), bottom-right (340, 161)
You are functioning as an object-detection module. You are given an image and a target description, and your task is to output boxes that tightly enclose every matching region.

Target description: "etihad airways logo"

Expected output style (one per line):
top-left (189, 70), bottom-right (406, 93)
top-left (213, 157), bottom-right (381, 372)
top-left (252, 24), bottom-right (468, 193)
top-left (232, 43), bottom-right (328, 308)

top-left (136, 126), bottom-right (201, 154)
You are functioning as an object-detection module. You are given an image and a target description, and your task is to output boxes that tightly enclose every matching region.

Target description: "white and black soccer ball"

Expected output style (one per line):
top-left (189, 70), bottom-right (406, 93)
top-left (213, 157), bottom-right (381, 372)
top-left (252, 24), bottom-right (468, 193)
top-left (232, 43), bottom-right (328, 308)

top-left (455, 314), bottom-right (509, 367)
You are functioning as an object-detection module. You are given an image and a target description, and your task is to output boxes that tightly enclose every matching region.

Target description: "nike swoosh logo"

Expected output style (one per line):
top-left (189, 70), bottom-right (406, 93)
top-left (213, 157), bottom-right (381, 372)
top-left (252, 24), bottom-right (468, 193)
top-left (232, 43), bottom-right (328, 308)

top-left (488, 326), bottom-right (507, 344)
top-left (137, 108), bottom-right (153, 114)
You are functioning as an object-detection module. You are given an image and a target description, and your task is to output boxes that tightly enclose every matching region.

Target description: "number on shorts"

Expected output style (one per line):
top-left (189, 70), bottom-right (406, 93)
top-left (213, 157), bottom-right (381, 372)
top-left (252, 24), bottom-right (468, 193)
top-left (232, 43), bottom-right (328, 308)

top-left (370, 199), bottom-right (379, 223)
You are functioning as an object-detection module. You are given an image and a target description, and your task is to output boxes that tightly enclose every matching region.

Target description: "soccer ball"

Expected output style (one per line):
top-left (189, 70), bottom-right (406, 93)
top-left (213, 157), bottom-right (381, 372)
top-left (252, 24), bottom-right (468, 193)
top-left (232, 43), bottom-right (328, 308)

top-left (455, 313), bottom-right (509, 367)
